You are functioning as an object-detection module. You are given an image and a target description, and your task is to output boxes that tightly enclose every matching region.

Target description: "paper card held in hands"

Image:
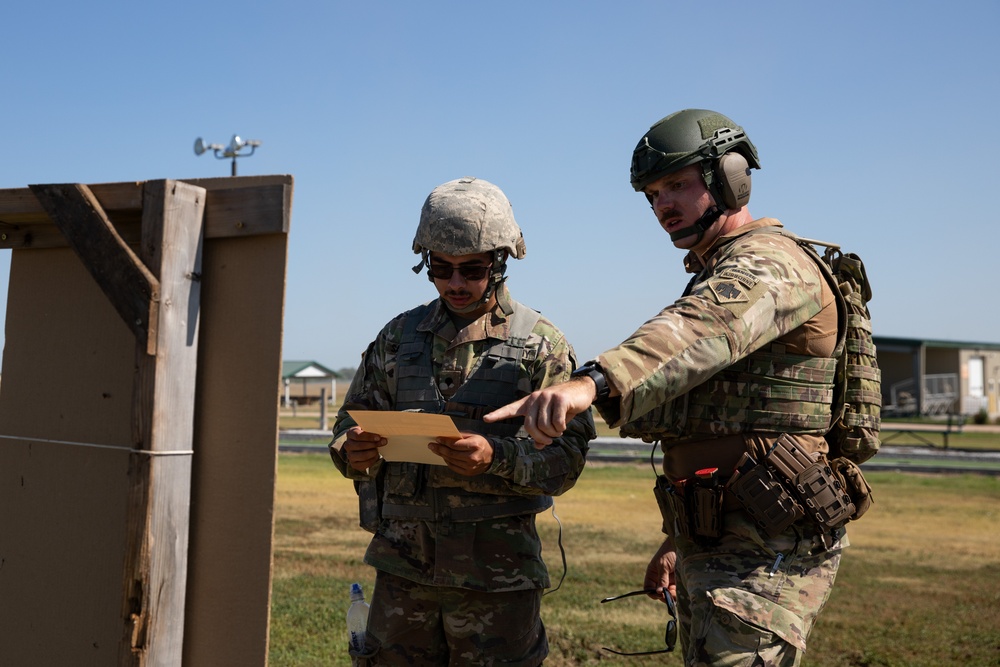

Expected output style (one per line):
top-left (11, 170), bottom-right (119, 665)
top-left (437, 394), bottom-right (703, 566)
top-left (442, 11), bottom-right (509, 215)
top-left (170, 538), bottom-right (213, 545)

top-left (347, 410), bottom-right (462, 466)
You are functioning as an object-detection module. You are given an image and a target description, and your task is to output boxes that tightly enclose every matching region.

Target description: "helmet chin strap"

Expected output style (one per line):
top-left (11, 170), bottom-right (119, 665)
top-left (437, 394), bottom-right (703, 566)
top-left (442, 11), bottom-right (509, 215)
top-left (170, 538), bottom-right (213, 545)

top-left (473, 250), bottom-right (508, 312)
top-left (667, 206), bottom-right (722, 244)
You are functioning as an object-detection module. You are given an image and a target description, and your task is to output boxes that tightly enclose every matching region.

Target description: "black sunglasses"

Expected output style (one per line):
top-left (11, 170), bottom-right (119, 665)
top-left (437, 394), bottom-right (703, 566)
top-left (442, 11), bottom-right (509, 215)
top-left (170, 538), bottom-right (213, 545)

top-left (599, 588), bottom-right (677, 656)
top-left (426, 262), bottom-right (492, 281)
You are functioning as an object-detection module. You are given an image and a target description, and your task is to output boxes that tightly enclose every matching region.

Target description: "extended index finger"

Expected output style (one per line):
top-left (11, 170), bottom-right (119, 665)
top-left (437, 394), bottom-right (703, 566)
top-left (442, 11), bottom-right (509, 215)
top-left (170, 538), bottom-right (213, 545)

top-left (483, 395), bottom-right (528, 423)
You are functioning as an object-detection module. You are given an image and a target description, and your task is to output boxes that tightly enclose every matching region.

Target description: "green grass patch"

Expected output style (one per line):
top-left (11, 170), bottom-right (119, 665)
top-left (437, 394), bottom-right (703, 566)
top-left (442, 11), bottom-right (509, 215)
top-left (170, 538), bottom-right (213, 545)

top-left (269, 455), bottom-right (1000, 666)
top-left (879, 428), bottom-right (1000, 450)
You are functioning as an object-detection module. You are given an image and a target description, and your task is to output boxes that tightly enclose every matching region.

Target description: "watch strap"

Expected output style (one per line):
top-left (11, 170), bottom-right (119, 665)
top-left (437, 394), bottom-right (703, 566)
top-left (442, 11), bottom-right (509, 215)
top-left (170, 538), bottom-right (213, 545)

top-left (571, 362), bottom-right (610, 402)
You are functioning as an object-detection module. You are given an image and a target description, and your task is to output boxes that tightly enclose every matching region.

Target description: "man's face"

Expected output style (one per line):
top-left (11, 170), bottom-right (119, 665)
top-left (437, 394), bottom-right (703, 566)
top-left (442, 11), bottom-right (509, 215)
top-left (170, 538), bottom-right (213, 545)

top-left (428, 251), bottom-right (495, 317)
top-left (642, 164), bottom-right (717, 251)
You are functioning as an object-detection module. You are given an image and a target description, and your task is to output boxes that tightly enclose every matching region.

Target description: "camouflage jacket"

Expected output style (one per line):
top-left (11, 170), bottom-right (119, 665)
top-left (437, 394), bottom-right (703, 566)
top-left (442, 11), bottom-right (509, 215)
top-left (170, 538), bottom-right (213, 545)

top-left (330, 286), bottom-right (594, 591)
top-left (595, 218), bottom-right (837, 461)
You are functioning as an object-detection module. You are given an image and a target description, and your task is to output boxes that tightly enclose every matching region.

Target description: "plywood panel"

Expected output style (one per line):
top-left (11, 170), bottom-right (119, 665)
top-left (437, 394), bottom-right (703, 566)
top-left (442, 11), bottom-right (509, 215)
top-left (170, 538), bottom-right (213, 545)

top-left (0, 248), bottom-right (136, 665)
top-left (0, 439), bottom-right (130, 663)
top-left (183, 233), bottom-right (288, 666)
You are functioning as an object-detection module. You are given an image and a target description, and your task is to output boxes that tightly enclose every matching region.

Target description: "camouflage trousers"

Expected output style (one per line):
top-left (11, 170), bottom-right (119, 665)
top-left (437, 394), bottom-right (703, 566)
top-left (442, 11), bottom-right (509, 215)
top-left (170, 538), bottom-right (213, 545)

top-left (360, 570), bottom-right (548, 666)
top-left (673, 511), bottom-right (847, 667)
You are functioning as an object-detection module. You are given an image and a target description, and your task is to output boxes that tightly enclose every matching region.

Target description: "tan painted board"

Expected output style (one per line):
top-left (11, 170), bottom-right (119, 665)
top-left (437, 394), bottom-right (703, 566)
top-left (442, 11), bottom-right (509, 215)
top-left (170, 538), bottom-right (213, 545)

top-left (183, 232), bottom-right (288, 666)
top-left (0, 247), bottom-right (137, 664)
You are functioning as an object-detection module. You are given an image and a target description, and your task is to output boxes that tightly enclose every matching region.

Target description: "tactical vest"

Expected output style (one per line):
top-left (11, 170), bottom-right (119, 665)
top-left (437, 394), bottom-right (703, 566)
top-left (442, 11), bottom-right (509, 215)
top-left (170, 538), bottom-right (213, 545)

top-left (619, 229), bottom-right (842, 444)
top-left (772, 229), bottom-right (881, 464)
top-left (618, 348), bottom-right (839, 443)
top-left (378, 299), bottom-right (553, 523)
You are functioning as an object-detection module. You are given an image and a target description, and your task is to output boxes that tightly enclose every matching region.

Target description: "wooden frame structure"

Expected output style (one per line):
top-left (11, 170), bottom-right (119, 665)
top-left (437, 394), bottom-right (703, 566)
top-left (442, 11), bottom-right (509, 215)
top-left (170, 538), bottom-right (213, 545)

top-left (0, 175), bottom-right (293, 666)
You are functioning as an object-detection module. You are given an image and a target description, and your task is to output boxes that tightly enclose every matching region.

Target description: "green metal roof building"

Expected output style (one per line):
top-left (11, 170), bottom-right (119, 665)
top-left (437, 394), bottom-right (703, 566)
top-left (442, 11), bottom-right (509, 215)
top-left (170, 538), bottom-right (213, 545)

top-left (280, 360), bottom-right (341, 407)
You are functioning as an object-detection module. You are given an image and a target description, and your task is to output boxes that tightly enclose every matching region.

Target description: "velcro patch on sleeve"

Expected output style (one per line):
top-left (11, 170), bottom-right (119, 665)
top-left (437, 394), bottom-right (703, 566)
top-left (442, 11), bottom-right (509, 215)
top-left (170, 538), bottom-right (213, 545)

top-left (707, 269), bottom-right (767, 318)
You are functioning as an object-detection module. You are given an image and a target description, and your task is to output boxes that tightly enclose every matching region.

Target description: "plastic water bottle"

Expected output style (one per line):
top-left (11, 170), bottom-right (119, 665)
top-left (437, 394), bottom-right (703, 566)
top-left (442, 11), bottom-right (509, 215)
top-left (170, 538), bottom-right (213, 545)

top-left (347, 582), bottom-right (370, 662)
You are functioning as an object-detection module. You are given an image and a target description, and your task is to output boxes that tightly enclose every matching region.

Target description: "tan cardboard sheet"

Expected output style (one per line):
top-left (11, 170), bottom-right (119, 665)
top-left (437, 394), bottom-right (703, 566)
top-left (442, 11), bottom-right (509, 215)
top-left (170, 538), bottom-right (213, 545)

top-left (345, 410), bottom-right (461, 465)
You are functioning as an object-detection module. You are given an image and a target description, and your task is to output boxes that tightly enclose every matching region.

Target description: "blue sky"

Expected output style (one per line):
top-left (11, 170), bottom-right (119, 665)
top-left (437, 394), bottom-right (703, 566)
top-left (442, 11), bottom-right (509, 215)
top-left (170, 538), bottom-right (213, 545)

top-left (3, 1), bottom-right (998, 370)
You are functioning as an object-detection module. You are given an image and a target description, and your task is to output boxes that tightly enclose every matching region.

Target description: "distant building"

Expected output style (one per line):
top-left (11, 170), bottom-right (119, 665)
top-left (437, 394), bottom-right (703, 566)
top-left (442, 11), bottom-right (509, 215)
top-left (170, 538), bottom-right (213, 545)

top-left (875, 336), bottom-right (1000, 419)
top-left (280, 361), bottom-right (341, 407)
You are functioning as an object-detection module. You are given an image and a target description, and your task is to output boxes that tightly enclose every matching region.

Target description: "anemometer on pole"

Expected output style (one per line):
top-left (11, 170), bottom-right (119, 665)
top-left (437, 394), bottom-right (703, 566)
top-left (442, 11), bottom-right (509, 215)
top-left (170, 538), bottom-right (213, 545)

top-left (194, 134), bottom-right (262, 176)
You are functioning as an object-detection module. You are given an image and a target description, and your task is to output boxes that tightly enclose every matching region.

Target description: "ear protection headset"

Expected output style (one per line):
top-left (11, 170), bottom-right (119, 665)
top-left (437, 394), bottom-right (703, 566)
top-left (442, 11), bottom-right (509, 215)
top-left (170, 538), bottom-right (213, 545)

top-left (668, 151), bottom-right (752, 244)
top-left (714, 151), bottom-right (752, 210)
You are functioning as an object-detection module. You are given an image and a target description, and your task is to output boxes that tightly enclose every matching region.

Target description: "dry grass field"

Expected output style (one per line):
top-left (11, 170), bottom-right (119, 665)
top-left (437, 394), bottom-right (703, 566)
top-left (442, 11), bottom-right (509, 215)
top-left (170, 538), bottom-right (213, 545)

top-left (268, 454), bottom-right (1000, 667)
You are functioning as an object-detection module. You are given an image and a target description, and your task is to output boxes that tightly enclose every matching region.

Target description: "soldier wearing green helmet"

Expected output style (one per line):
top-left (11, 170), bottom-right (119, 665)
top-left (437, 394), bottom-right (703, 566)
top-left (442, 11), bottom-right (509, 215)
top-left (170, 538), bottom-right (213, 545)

top-left (488, 110), bottom-right (875, 665)
top-left (330, 177), bottom-right (594, 666)
top-left (630, 108), bottom-right (761, 250)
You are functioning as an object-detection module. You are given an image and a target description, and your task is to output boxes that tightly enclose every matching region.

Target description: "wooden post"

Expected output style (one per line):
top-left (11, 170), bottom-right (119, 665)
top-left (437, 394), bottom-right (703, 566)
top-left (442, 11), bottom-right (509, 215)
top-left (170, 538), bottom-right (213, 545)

top-left (120, 181), bottom-right (206, 665)
top-left (320, 387), bottom-right (329, 431)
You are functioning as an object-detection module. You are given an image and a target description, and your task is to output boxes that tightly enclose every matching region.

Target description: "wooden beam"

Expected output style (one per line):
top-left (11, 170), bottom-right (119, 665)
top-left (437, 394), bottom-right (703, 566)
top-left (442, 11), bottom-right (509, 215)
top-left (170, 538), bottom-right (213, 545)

top-left (0, 175), bottom-right (292, 249)
top-left (28, 183), bottom-right (161, 355)
top-left (120, 179), bottom-right (206, 666)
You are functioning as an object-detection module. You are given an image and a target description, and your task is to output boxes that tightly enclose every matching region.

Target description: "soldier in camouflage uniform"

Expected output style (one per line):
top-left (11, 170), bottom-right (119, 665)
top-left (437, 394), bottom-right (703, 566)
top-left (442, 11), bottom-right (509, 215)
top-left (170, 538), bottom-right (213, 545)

top-left (487, 110), bottom-right (856, 666)
top-left (330, 177), bottom-right (595, 666)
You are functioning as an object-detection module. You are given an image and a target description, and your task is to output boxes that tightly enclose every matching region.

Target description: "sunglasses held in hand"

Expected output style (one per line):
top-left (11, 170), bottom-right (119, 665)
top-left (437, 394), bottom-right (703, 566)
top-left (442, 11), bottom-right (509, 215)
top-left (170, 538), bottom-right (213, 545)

top-left (599, 588), bottom-right (677, 656)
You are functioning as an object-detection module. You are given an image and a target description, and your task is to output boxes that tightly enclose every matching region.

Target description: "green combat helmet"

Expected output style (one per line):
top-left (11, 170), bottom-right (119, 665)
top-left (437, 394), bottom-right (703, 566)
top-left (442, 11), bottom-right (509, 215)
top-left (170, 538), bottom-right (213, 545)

top-left (630, 109), bottom-right (762, 243)
top-left (412, 176), bottom-right (527, 311)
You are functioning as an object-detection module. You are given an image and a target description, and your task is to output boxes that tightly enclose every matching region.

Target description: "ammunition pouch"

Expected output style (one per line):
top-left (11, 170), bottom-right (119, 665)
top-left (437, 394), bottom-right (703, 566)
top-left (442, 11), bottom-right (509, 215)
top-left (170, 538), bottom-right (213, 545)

top-left (655, 434), bottom-right (874, 545)
top-left (356, 467), bottom-right (386, 534)
top-left (729, 433), bottom-right (870, 538)
top-left (652, 475), bottom-right (679, 536)
top-left (728, 455), bottom-right (805, 537)
top-left (653, 474), bottom-right (723, 545)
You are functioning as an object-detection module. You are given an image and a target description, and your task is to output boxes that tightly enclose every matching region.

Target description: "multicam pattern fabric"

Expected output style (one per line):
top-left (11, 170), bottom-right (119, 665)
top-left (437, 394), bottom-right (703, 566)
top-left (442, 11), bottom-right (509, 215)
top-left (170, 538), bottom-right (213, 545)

top-left (330, 285), bottom-right (593, 592)
top-left (674, 512), bottom-right (846, 667)
top-left (813, 248), bottom-right (882, 464)
top-left (597, 218), bottom-right (834, 434)
top-left (618, 348), bottom-right (838, 443)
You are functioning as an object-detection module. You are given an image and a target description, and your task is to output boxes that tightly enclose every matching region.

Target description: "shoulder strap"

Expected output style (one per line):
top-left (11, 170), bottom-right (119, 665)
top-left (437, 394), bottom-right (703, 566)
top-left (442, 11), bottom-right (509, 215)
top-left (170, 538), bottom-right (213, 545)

top-left (507, 299), bottom-right (542, 345)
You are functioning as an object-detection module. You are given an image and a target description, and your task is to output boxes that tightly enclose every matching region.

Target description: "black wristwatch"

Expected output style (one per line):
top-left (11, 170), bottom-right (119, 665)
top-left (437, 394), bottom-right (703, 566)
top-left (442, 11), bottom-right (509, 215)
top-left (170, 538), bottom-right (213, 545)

top-left (572, 361), bottom-right (610, 402)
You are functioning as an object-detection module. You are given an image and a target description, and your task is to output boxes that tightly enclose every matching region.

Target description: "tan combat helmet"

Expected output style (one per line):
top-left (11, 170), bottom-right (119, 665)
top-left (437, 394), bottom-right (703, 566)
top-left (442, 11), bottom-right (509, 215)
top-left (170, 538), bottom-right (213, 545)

top-left (411, 177), bottom-right (526, 312)
top-left (412, 176), bottom-right (526, 260)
